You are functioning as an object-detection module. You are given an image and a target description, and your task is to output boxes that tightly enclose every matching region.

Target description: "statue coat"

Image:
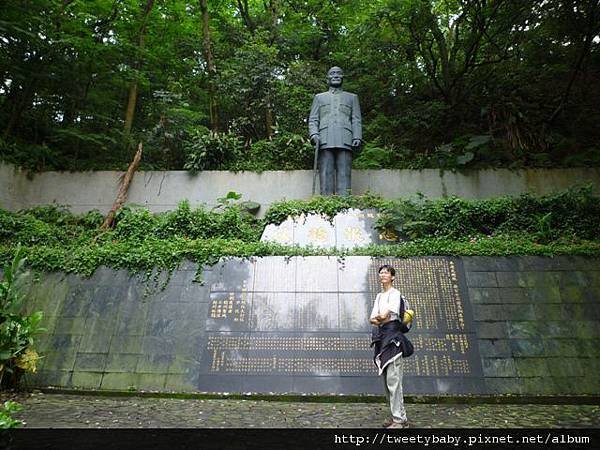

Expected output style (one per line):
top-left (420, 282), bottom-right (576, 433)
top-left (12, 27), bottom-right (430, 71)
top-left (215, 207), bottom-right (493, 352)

top-left (308, 88), bottom-right (362, 151)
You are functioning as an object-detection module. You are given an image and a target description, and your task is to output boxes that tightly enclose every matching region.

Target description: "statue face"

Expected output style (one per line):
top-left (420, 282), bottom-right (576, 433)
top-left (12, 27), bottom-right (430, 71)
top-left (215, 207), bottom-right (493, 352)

top-left (327, 67), bottom-right (344, 88)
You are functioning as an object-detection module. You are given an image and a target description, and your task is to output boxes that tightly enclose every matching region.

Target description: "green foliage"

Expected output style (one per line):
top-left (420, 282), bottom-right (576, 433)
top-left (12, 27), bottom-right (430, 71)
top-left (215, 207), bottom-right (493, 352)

top-left (0, 247), bottom-right (45, 389)
top-left (183, 131), bottom-right (244, 171)
top-left (375, 186), bottom-right (600, 242)
top-left (245, 131), bottom-right (314, 171)
top-left (264, 193), bottom-right (387, 225)
top-left (0, 401), bottom-right (23, 428)
top-left (0, 0), bottom-right (598, 171)
top-left (0, 188), bottom-right (599, 282)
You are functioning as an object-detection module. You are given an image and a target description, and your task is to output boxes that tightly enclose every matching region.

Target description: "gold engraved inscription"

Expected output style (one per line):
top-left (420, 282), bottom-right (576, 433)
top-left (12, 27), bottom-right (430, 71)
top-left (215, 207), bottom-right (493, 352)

top-left (344, 226), bottom-right (365, 243)
top-left (206, 335), bottom-right (473, 376)
top-left (369, 259), bottom-right (465, 330)
top-left (210, 291), bottom-right (247, 322)
top-left (308, 227), bottom-right (329, 243)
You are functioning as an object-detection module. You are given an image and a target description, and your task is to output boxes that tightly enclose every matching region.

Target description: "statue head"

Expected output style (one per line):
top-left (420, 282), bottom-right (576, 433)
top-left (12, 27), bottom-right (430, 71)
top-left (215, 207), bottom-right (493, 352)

top-left (327, 66), bottom-right (344, 88)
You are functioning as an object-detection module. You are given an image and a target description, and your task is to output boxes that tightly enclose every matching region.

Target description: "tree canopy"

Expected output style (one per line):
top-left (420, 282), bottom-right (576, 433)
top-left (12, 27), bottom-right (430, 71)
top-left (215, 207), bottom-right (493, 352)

top-left (1, 0), bottom-right (599, 171)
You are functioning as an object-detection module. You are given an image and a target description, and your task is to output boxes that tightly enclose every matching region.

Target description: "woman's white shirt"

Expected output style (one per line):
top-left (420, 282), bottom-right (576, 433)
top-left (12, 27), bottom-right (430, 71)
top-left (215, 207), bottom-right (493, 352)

top-left (370, 287), bottom-right (402, 322)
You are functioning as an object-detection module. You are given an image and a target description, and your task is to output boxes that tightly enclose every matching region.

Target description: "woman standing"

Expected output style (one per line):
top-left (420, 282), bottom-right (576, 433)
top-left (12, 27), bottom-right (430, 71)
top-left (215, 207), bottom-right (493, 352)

top-left (370, 264), bottom-right (413, 429)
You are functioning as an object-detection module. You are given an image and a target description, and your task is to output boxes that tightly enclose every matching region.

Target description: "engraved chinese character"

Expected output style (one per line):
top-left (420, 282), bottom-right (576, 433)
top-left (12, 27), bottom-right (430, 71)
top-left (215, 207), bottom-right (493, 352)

top-left (308, 227), bottom-right (329, 242)
top-left (344, 226), bottom-right (365, 242)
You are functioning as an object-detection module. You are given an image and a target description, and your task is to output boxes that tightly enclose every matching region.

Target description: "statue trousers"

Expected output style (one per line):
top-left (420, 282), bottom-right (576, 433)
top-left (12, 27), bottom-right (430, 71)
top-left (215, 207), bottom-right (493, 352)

top-left (319, 148), bottom-right (352, 196)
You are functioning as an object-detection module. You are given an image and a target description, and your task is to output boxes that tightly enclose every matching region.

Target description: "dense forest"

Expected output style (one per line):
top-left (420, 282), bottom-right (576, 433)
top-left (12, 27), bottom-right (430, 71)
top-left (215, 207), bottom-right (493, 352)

top-left (0, 0), bottom-right (599, 171)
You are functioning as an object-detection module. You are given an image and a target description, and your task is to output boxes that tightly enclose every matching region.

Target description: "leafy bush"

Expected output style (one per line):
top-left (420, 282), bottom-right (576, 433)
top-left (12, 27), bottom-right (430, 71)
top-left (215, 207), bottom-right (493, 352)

top-left (0, 247), bottom-right (45, 389)
top-left (0, 188), bottom-right (599, 280)
top-left (183, 131), bottom-right (244, 171)
top-left (0, 401), bottom-right (23, 428)
top-left (245, 131), bottom-right (313, 171)
top-left (114, 200), bottom-right (262, 243)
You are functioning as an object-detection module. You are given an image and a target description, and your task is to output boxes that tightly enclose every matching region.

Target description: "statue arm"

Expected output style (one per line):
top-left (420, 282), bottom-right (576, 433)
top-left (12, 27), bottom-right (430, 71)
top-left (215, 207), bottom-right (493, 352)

top-left (308, 95), bottom-right (320, 142)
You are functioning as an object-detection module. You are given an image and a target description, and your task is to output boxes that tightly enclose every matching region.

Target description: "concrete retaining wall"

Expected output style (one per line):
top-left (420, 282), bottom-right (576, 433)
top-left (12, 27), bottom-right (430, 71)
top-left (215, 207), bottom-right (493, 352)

top-left (2, 163), bottom-right (599, 217)
top-left (18, 256), bottom-right (600, 396)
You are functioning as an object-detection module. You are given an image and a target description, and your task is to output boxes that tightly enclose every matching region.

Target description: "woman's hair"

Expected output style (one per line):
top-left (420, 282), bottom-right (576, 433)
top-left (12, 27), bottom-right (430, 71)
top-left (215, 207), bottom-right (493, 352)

top-left (378, 264), bottom-right (396, 277)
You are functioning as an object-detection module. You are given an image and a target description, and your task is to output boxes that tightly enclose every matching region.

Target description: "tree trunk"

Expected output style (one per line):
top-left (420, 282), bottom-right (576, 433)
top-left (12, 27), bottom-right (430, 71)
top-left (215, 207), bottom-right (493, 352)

top-left (100, 142), bottom-right (143, 230)
top-left (200, 0), bottom-right (218, 131)
top-left (123, 0), bottom-right (155, 139)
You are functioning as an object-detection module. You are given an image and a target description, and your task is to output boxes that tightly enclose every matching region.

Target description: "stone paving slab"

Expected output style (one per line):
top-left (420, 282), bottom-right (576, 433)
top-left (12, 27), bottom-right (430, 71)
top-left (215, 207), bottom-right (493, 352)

top-left (4, 393), bottom-right (599, 429)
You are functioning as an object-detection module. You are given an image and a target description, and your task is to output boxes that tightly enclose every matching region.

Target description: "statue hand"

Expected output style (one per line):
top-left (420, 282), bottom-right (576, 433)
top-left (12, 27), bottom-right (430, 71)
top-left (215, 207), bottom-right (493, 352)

top-left (351, 139), bottom-right (361, 148)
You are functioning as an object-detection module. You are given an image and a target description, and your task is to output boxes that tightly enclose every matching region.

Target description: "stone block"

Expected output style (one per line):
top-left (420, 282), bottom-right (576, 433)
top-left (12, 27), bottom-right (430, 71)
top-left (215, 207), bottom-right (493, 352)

top-left (337, 256), bottom-right (372, 292)
top-left (165, 270), bottom-right (196, 285)
top-left (578, 340), bottom-right (600, 358)
top-left (339, 293), bottom-right (371, 331)
top-left (109, 334), bottom-right (143, 354)
top-left (559, 285), bottom-right (585, 303)
top-left (294, 292), bottom-right (339, 331)
top-left (164, 374), bottom-right (196, 392)
top-left (573, 320), bottom-right (600, 338)
top-left (546, 358), bottom-right (584, 377)
top-left (50, 334), bottom-right (82, 352)
top-left (495, 272), bottom-right (524, 287)
top-left (41, 351), bottom-right (77, 372)
top-left (142, 336), bottom-right (176, 355)
top-left (522, 271), bottom-right (561, 288)
top-left (527, 285), bottom-right (562, 304)
top-left (465, 272), bottom-right (498, 288)
top-left (552, 376), bottom-right (599, 395)
top-left (210, 258), bottom-right (255, 292)
top-left (295, 257), bottom-right (339, 292)
top-left (54, 317), bottom-right (87, 335)
top-left (26, 370), bottom-right (72, 387)
top-left (504, 304), bottom-right (536, 321)
top-left (542, 339), bottom-right (582, 357)
top-left (543, 321), bottom-right (573, 338)
top-left (575, 304), bottom-right (600, 321)
top-left (105, 353), bottom-right (140, 372)
top-left (249, 292), bottom-right (295, 331)
top-left (484, 378), bottom-right (525, 395)
top-left (468, 288), bottom-right (499, 304)
top-left (560, 271), bottom-right (589, 287)
top-left (533, 304), bottom-right (563, 321)
top-left (115, 300), bottom-right (149, 336)
top-left (137, 373), bottom-right (167, 390)
top-left (475, 322), bottom-right (508, 339)
top-left (137, 354), bottom-right (175, 373)
top-left (60, 285), bottom-right (95, 317)
top-left (507, 321), bottom-right (542, 339)
top-left (514, 358), bottom-right (548, 377)
top-left (477, 339), bottom-right (512, 358)
top-left (481, 358), bottom-right (517, 377)
top-left (78, 328), bottom-right (112, 353)
top-left (497, 288), bottom-right (530, 303)
top-left (521, 377), bottom-right (557, 395)
top-left (101, 372), bottom-right (140, 390)
top-left (74, 353), bottom-right (107, 372)
top-left (252, 257), bottom-right (294, 292)
top-left (70, 371), bottom-right (102, 389)
top-left (472, 305), bottom-right (503, 321)
top-left (461, 257), bottom-right (499, 272)
top-left (510, 339), bottom-right (545, 357)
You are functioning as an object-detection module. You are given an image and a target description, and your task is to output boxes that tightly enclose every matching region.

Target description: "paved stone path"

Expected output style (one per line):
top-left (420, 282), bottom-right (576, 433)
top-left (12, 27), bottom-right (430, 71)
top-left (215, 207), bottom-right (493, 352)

top-left (4, 393), bottom-right (600, 428)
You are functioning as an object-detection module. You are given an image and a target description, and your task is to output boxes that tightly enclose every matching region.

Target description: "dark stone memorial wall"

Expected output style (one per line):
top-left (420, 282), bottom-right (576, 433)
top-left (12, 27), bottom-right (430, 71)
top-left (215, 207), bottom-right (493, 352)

top-left (18, 256), bottom-right (600, 396)
top-left (197, 256), bottom-right (482, 394)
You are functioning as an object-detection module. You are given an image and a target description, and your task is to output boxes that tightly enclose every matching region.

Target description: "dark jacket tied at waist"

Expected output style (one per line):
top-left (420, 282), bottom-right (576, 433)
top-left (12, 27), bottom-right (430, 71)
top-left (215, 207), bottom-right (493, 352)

top-left (370, 320), bottom-right (414, 375)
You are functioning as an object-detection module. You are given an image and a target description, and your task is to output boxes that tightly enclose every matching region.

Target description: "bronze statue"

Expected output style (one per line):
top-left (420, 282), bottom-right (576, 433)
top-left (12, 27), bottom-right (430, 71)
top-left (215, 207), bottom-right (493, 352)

top-left (309, 67), bottom-right (362, 196)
